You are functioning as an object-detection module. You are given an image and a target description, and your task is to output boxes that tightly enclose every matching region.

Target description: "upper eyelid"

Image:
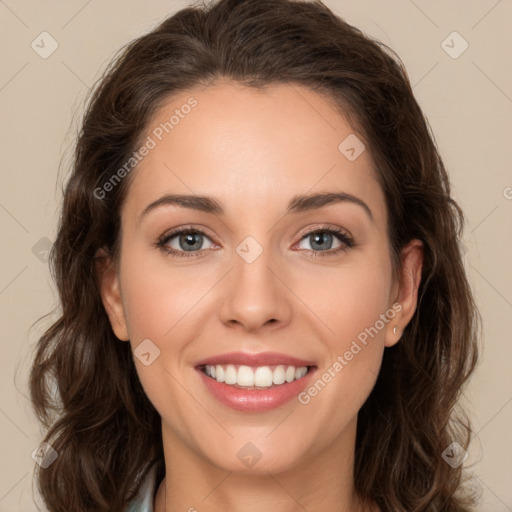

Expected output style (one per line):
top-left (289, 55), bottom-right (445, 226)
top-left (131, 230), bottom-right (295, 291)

top-left (158, 225), bottom-right (217, 244)
top-left (296, 224), bottom-right (352, 240)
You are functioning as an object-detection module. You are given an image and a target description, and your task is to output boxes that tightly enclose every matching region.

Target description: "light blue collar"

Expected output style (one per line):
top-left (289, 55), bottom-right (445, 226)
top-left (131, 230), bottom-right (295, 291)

top-left (126, 463), bottom-right (159, 512)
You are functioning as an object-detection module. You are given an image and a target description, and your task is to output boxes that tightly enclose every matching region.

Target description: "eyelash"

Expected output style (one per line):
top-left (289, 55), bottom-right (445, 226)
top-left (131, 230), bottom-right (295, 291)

top-left (155, 225), bottom-right (354, 259)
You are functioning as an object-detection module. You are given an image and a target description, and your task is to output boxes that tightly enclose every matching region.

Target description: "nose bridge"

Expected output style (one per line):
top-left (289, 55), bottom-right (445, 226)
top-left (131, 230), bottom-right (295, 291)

top-left (218, 234), bottom-right (291, 331)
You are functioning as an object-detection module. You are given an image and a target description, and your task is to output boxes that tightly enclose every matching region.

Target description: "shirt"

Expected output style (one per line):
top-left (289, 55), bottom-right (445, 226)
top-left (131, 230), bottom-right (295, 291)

top-left (125, 463), bottom-right (159, 512)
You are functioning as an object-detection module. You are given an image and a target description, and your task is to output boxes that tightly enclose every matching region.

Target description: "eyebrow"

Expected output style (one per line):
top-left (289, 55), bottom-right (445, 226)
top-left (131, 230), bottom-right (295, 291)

top-left (139, 191), bottom-right (374, 223)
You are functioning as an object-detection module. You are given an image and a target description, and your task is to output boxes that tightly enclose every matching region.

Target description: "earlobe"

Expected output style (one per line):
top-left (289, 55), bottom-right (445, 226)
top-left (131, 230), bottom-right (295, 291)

top-left (385, 239), bottom-right (424, 347)
top-left (95, 248), bottom-right (130, 341)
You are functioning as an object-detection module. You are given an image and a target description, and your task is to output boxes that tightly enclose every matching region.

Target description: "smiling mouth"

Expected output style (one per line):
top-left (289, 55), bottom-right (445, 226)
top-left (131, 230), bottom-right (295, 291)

top-left (198, 364), bottom-right (315, 390)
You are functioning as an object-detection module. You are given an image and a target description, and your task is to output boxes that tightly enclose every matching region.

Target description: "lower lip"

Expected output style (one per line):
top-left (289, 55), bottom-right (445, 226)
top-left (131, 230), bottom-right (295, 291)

top-left (198, 368), bottom-right (316, 412)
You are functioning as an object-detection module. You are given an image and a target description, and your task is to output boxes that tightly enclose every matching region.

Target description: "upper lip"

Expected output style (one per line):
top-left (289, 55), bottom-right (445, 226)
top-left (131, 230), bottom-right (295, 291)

top-left (195, 351), bottom-right (316, 368)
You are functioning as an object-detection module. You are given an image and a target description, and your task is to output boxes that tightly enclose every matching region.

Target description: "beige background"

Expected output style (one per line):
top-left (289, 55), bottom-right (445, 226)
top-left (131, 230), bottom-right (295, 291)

top-left (1, 0), bottom-right (511, 510)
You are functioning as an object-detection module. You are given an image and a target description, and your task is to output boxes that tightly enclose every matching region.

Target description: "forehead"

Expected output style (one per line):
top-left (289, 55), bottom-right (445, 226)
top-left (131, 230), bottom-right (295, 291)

top-left (122, 81), bottom-right (387, 226)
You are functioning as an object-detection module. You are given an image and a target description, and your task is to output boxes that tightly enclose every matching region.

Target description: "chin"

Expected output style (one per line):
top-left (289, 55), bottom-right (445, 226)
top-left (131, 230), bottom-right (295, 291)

top-left (196, 432), bottom-right (311, 475)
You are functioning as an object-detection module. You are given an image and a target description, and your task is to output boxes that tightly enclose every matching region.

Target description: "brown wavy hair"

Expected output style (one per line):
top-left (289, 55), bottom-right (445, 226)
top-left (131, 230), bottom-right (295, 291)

top-left (29, 0), bottom-right (480, 510)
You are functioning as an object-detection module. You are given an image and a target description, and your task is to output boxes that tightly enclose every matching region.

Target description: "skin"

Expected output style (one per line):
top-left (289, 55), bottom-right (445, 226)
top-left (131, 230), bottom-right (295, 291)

top-left (98, 80), bottom-right (423, 512)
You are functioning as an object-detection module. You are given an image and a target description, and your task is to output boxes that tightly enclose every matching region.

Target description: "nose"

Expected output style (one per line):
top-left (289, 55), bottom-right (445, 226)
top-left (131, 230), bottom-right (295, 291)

top-left (218, 246), bottom-right (292, 333)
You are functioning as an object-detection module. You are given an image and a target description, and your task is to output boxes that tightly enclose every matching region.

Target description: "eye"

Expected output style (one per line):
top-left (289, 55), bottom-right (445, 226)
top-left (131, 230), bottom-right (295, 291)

top-left (156, 227), bottom-right (216, 258)
top-left (155, 225), bottom-right (354, 260)
top-left (295, 226), bottom-right (354, 258)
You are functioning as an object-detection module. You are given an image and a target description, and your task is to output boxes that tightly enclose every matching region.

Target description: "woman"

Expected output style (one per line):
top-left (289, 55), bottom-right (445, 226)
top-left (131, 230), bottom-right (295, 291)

top-left (29, 0), bottom-right (480, 510)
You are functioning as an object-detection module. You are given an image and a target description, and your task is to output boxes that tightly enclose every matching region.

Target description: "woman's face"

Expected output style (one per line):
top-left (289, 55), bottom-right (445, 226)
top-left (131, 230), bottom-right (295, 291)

top-left (100, 80), bottom-right (422, 475)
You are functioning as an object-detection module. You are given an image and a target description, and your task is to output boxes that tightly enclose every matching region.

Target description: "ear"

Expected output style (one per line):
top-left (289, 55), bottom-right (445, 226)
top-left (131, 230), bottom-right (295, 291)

top-left (95, 248), bottom-right (129, 341)
top-left (385, 239), bottom-right (424, 347)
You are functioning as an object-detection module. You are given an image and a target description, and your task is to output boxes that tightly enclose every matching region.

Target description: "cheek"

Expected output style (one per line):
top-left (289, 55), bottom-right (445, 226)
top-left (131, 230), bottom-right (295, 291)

top-left (119, 250), bottom-right (210, 342)
top-left (117, 252), bottom-right (208, 429)
top-left (295, 248), bottom-right (392, 424)
top-left (303, 246), bottom-right (393, 351)
top-left (117, 250), bottom-right (216, 404)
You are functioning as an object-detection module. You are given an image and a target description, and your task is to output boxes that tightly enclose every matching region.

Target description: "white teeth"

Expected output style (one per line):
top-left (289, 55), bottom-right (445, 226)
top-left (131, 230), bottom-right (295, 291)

top-left (203, 364), bottom-right (309, 388)
top-left (237, 365), bottom-right (254, 387)
top-left (272, 365), bottom-right (286, 385)
top-left (224, 364), bottom-right (237, 385)
top-left (254, 366), bottom-right (273, 387)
